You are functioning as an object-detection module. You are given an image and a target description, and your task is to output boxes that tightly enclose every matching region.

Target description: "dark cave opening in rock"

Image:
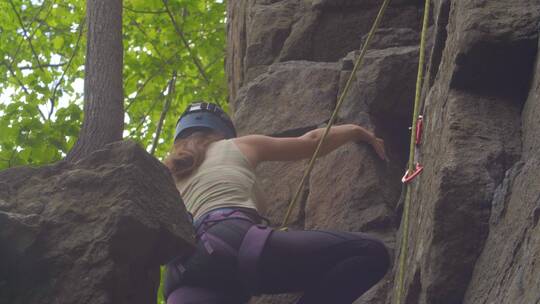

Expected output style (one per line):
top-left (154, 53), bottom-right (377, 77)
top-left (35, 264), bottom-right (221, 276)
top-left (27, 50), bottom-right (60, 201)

top-left (372, 109), bottom-right (413, 174)
top-left (369, 101), bottom-right (414, 223)
top-left (451, 37), bottom-right (538, 104)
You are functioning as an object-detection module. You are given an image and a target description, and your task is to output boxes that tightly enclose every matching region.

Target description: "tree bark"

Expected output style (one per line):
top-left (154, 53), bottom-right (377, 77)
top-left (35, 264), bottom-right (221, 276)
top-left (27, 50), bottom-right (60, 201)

top-left (66, 0), bottom-right (124, 162)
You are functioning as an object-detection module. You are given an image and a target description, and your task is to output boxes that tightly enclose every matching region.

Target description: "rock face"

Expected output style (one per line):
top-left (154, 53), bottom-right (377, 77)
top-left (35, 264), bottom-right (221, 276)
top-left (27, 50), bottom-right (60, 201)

top-left (226, 0), bottom-right (423, 103)
top-left (229, 1), bottom-right (424, 304)
top-left (227, 0), bottom-right (540, 304)
top-left (462, 4), bottom-right (540, 302)
top-left (0, 141), bottom-right (195, 304)
top-left (395, 1), bottom-right (539, 304)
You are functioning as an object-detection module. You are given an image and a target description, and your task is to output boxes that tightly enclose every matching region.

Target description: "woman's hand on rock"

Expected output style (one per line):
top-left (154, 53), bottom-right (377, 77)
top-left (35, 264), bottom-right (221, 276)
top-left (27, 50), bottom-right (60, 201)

top-left (370, 137), bottom-right (387, 161)
top-left (350, 124), bottom-right (388, 161)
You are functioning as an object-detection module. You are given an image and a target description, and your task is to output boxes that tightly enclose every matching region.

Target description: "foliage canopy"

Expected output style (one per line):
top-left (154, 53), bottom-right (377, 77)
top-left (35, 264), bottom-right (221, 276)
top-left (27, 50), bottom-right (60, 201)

top-left (0, 0), bottom-right (227, 169)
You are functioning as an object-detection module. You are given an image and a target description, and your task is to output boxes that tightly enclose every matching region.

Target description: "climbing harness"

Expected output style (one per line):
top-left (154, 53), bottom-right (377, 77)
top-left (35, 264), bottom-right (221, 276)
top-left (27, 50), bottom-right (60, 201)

top-left (163, 208), bottom-right (272, 300)
top-left (393, 0), bottom-right (431, 303)
top-left (280, 0), bottom-right (392, 230)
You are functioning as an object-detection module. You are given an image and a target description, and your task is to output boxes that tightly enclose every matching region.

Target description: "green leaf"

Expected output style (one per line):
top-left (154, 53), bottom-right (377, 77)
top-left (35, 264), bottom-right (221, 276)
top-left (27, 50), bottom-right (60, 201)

top-left (53, 36), bottom-right (64, 49)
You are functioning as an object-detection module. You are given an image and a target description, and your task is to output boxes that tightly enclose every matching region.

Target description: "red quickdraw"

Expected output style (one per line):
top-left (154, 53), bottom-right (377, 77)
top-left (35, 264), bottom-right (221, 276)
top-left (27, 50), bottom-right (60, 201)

top-left (416, 115), bottom-right (424, 145)
top-left (401, 163), bottom-right (424, 183)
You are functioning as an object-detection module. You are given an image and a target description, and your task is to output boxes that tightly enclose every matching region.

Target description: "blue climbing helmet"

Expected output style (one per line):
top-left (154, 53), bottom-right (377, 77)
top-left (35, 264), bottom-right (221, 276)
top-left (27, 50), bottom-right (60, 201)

top-left (174, 102), bottom-right (237, 141)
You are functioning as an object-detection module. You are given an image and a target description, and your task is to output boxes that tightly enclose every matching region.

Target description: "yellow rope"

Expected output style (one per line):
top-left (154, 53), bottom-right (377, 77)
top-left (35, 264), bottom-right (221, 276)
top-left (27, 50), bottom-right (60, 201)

top-left (393, 0), bottom-right (431, 303)
top-left (280, 0), bottom-right (392, 230)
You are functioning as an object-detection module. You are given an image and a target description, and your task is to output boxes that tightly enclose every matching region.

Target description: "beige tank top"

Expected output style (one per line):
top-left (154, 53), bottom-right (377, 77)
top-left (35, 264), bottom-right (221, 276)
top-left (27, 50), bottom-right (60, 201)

top-left (175, 139), bottom-right (261, 220)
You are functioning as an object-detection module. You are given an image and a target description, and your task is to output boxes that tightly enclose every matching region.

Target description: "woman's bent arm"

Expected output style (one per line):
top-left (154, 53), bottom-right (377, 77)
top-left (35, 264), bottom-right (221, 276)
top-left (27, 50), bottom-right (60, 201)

top-left (233, 124), bottom-right (386, 167)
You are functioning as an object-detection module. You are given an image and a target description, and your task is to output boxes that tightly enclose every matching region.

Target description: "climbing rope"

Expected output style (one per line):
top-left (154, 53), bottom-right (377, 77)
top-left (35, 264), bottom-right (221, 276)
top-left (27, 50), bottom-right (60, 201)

top-left (279, 0), bottom-right (392, 230)
top-left (393, 0), bottom-right (431, 303)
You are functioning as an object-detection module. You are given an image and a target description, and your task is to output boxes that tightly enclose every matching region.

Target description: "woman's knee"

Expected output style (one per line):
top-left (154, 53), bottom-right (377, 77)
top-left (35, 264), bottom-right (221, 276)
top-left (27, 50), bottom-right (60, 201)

top-left (367, 238), bottom-right (390, 278)
top-left (166, 286), bottom-right (223, 304)
top-left (348, 235), bottom-right (390, 278)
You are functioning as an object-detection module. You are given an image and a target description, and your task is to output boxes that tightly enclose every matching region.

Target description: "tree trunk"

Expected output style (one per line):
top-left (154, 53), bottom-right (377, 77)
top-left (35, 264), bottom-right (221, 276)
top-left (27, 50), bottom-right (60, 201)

top-left (66, 0), bottom-right (123, 162)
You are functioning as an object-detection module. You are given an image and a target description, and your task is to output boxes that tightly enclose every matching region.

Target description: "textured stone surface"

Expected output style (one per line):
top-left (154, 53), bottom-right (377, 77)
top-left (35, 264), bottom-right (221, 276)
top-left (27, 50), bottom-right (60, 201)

top-left (227, 0), bottom-right (540, 304)
top-left (393, 1), bottom-right (539, 304)
top-left (306, 40), bottom-right (420, 238)
top-left (226, 0), bottom-right (424, 102)
top-left (305, 143), bottom-right (397, 242)
top-left (232, 60), bottom-right (340, 231)
top-left (463, 32), bottom-right (540, 304)
top-left (229, 3), bottom-right (424, 304)
top-left (254, 160), bottom-right (310, 229)
top-left (0, 141), bottom-right (195, 304)
top-left (232, 61), bottom-right (340, 136)
top-left (338, 43), bottom-right (419, 166)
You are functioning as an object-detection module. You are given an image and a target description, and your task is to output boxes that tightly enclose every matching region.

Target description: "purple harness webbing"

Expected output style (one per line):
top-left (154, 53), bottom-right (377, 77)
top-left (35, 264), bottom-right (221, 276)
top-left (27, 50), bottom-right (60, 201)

top-left (238, 224), bottom-right (273, 294)
top-left (195, 210), bottom-right (240, 253)
top-left (165, 208), bottom-right (275, 301)
top-left (195, 209), bottom-right (274, 293)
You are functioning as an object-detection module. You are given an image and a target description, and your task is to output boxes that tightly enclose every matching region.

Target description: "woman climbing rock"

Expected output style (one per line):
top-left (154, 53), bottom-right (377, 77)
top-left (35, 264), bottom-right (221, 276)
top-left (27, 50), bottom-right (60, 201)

top-left (163, 102), bottom-right (390, 304)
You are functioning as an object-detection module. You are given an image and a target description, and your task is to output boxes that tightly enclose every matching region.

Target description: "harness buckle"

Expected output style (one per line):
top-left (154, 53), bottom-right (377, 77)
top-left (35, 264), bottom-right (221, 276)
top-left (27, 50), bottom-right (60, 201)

top-left (401, 163), bottom-right (424, 183)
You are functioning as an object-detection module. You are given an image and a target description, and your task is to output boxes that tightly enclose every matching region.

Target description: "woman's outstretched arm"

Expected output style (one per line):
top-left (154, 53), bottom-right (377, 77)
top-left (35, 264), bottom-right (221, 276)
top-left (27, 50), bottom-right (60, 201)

top-left (233, 124), bottom-right (387, 168)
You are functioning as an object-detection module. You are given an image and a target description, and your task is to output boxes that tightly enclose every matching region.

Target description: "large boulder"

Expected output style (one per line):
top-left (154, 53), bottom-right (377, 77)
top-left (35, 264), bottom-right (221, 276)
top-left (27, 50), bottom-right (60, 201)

top-left (227, 0), bottom-right (540, 304)
top-left (462, 27), bottom-right (540, 304)
top-left (229, 1), bottom-right (425, 304)
top-left (232, 60), bottom-right (341, 232)
top-left (226, 0), bottom-right (425, 102)
top-left (392, 1), bottom-right (539, 303)
top-left (232, 61), bottom-right (340, 136)
top-left (0, 141), bottom-right (195, 304)
top-left (232, 12), bottom-right (422, 304)
top-left (306, 41), bottom-right (420, 241)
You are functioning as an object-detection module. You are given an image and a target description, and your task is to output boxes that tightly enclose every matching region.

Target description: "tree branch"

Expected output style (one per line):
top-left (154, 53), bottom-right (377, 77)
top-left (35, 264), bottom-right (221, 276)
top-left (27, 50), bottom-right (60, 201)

top-left (48, 17), bottom-right (85, 120)
top-left (4, 0), bottom-right (51, 71)
top-left (8, 0), bottom-right (46, 72)
top-left (124, 6), bottom-right (167, 14)
top-left (130, 79), bottom-right (171, 137)
top-left (125, 73), bottom-right (159, 111)
top-left (127, 14), bottom-right (164, 59)
top-left (7, 0), bottom-right (52, 66)
top-left (18, 62), bottom-right (67, 70)
top-left (7, 148), bottom-right (18, 168)
top-left (131, 98), bottom-right (160, 136)
top-left (4, 61), bottom-right (47, 121)
top-left (7, 133), bottom-right (29, 168)
top-left (3, 62), bottom-right (29, 96)
top-left (150, 71), bottom-right (176, 155)
top-left (204, 56), bottom-right (222, 70)
top-left (124, 53), bottom-right (177, 111)
top-left (2, 1), bottom-right (51, 122)
top-left (162, 0), bottom-right (210, 84)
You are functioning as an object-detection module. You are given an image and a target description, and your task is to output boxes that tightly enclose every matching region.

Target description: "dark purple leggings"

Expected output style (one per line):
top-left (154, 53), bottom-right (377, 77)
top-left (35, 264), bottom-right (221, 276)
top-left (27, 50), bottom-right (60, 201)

top-left (165, 211), bottom-right (390, 304)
